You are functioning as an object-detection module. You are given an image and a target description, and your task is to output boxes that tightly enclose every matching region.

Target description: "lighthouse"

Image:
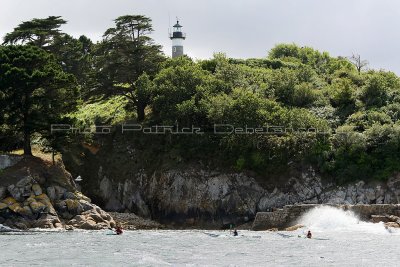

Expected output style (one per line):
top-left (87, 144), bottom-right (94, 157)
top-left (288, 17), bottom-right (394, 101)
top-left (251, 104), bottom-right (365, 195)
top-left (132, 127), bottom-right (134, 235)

top-left (170, 19), bottom-right (186, 58)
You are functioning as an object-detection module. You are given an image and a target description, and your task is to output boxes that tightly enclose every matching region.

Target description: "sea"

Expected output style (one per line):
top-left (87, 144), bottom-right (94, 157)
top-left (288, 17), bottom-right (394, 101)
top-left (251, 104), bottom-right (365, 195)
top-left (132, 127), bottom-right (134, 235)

top-left (0, 206), bottom-right (399, 267)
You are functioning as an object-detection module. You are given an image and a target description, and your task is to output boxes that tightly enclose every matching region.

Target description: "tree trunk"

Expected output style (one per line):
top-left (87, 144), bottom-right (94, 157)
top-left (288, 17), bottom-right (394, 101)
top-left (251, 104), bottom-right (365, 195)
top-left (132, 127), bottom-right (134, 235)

top-left (23, 130), bottom-right (32, 156)
top-left (137, 103), bottom-right (145, 122)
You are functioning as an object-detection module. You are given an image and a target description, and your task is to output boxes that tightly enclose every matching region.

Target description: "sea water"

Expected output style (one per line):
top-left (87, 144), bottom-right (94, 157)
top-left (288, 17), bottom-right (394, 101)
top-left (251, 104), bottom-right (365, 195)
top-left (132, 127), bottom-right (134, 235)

top-left (1, 206), bottom-right (399, 267)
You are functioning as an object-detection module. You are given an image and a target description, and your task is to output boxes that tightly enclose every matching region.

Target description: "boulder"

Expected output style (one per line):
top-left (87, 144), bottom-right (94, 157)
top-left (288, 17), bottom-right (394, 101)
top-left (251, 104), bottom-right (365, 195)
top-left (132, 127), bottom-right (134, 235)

top-left (54, 200), bottom-right (67, 212)
top-left (0, 187), bottom-right (6, 200)
top-left (384, 214), bottom-right (400, 224)
top-left (2, 197), bottom-right (17, 206)
top-left (370, 215), bottom-right (390, 223)
top-left (79, 219), bottom-right (101, 230)
top-left (64, 192), bottom-right (77, 200)
top-left (0, 203), bottom-right (8, 210)
top-left (78, 200), bottom-right (93, 212)
top-left (54, 186), bottom-right (67, 200)
top-left (8, 203), bottom-right (21, 213)
top-left (29, 201), bottom-right (47, 214)
top-left (385, 222), bottom-right (400, 228)
top-left (34, 194), bottom-right (57, 215)
top-left (34, 214), bottom-right (62, 229)
top-left (7, 185), bottom-right (23, 202)
top-left (60, 212), bottom-right (74, 220)
top-left (16, 177), bottom-right (32, 188)
top-left (47, 187), bottom-right (57, 201)
top-left (14, 222), bottom-right (28, 230)
top-left (17, 205), bottom-right (34, 218)
top-left (32, 184), bottom-right (43, 196)
top-left (65, 199), bottom-right (81, 214)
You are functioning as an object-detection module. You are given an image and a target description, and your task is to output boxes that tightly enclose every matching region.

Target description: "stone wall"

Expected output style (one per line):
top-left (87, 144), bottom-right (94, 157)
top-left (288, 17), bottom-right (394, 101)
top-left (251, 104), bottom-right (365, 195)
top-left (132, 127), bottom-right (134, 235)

top-left (252, 204), bottom-right (400, 230)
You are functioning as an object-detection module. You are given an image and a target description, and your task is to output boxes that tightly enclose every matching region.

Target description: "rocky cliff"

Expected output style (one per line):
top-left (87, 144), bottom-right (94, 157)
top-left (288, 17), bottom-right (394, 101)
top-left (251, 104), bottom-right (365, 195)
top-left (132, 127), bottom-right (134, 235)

top-left (65, 141), bottom-right (400, 228)
top-left (0, 155), bottom-right (115, 230)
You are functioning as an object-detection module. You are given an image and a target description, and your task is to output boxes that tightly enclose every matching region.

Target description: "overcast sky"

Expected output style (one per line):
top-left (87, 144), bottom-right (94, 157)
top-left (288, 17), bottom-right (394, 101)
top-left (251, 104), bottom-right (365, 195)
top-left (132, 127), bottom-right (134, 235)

top-left (1, 0), bottom-right (400, 73)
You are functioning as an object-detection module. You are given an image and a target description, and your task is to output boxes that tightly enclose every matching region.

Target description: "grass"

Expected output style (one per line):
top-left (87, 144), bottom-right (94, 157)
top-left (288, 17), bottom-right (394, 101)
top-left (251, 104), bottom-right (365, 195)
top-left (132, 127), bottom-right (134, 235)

top-left (7, 145), bottom-right (62, 163)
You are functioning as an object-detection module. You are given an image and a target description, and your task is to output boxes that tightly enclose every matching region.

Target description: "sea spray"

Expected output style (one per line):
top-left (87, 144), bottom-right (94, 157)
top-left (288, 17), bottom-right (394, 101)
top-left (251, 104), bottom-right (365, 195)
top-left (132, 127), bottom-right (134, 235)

top-left (297, 206), bottom-right (390, 234)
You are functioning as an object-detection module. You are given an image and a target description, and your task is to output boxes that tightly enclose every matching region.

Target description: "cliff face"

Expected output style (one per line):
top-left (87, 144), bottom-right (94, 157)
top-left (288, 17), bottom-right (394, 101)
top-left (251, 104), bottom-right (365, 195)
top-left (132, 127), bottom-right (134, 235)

top-left (66, 142), bottom-right (400, 228)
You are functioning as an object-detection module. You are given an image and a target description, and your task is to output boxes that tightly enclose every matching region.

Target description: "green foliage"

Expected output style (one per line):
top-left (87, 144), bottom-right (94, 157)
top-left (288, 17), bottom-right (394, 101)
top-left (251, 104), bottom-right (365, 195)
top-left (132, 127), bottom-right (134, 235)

top-left (94, 14), bottom-right (165, 121)
top-left (3, 16), bottom-right (66, 47)
top-left (3, 15), bottom-right (400, 182)
top-left (69, 96), bottom-right (133, 127)
top-left (0, 45), bottom-right (78, 155)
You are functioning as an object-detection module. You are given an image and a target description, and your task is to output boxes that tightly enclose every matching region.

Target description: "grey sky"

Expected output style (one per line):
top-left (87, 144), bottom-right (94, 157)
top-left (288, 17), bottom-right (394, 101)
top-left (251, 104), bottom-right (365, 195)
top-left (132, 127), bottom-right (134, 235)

top-left (1, 0), bottom-right (400, 73)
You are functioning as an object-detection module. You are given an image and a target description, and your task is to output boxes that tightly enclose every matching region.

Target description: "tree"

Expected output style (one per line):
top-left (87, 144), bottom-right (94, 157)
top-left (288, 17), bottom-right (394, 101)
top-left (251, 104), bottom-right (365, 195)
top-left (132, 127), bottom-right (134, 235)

top-left (4, 16), bottom-right (94, 98)
top-left (94, 15), bottom-right (165, 121)
top-left (359, 73), bottom-right (389, 108)
top-left (3, 16), bottom-right (66, 47)
top-left (152, 57), bottom-right (211, 124)
top-left (0, 45), bottom-right (77, 155)
top-left (349, 54), bottom-right (368, 74)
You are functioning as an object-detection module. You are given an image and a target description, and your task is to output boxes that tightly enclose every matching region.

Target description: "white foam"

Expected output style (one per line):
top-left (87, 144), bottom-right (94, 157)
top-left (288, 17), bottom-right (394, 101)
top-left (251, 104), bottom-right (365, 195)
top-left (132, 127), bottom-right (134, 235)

top-left (0, 224), bottom-right (13, 232)
top-left (298, 206), bottom-right (394, 234)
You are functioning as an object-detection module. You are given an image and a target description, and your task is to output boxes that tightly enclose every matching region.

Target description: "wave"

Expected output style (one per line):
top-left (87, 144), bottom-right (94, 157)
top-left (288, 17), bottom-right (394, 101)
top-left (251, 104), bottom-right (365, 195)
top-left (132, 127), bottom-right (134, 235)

top-left (297, 206), bottom-right (396, 234)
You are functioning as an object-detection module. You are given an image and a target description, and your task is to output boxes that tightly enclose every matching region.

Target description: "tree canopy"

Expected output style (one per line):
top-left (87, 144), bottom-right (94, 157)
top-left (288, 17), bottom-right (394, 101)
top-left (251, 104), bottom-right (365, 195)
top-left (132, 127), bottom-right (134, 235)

top-left (0, 45), bottom-right (77, 155)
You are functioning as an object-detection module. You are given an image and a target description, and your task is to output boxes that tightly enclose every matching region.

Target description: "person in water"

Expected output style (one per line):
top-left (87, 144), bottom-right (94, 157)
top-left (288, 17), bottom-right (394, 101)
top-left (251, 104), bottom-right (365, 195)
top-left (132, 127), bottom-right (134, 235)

top-left (115, 225), bottom-right (123, 235)
top-left (306, 230), bottom-right (312, 239)
top-left (233, 229), bottom-right (238, 236)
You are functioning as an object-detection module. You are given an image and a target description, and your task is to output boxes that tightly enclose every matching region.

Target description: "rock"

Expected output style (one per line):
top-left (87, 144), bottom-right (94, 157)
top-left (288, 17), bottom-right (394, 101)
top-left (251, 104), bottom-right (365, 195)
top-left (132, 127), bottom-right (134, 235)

top-left (384, 214), bottom-right (400, 224)
top-left (34, 214), bottom-right (61, 229)
top-left (365, 189), bottom-right (376, 204)
top-left (47, 187), bottom-right (57, 201)
top-left (60, 212), bottom-right (74, 220)
top-left (267, 228), bottom-right (279, 232)
top-left (370, 215), bottom-right (390, 223)
top-left (34, 194), bottom-right (57, 215)
top-left (54, 186), bottom-right (67, 200)
top-left (78, 200), bottom-right (93, 212)
top-left (284, 224), bottom-right (304, 231)
top-left (16, 177), bottom-right (32, 188)
top-left (80, 220), bottom-right (101, 230)
top-left (17, 206), bottom-right (34, 218)
top-left (376, 196), bottom-right (384, 204)
top-left (0, 187), bottom-right (7, 199)
top-left (7, 185), bottom-right (23, 202)
top-left (65, 199), bottom-right (80, 214)
top-left (0, 155), bottom-right (22, 169)
top-left (54, 222), bottom-right (63, 229)
top-left (385, 222), bottom-right (400, 228)
top-left (75, 192), bottom-right (91, 202)
top-left (29, 201), bottom-right (47, 214)
top-left (14, 222), bottom-right (28, 230)
top-left (64, 192), bottom-right (77, 200)
top-left (2, 197), bottom-right (16, 205)
top-left (32, 184), bottom-right (43, 196)
top-left (8, 203), bottom-right (21, 213)
top-left (54, 200), bottom-right (67, 212)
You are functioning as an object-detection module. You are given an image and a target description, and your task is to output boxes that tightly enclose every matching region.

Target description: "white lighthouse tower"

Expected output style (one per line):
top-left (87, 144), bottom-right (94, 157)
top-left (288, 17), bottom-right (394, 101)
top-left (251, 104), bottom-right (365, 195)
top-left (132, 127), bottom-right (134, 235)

top-left (169, 19), bottom-right (186, 58)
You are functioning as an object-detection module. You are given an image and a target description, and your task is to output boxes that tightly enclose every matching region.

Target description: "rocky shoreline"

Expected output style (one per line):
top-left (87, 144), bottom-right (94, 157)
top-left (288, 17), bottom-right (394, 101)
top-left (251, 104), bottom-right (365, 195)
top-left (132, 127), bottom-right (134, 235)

top-left (108, 212), bottom-right (164, 230)
top-left (0, 155), bottom-right (115, 230)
